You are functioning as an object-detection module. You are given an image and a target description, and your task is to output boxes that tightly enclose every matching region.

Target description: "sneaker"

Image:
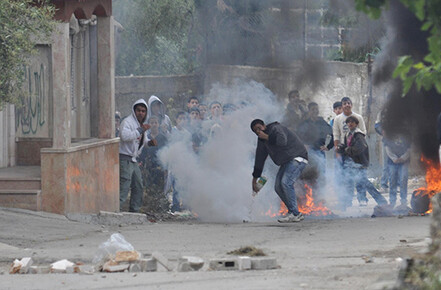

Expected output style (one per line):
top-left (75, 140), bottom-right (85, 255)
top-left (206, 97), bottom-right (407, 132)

top-left (277, 213), bottom-right (304, 223)
top-left (359, 200), bottom-right (368, 207)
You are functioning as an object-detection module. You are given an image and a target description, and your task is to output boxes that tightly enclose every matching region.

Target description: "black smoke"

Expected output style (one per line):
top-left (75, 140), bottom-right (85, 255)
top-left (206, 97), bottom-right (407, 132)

top-left (373, 0), bottom-right (441, 162)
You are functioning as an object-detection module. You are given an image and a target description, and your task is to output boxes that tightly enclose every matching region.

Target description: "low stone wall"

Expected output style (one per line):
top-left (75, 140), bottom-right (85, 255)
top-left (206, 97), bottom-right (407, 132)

top-left (40, 138), bottom-right (119, 214)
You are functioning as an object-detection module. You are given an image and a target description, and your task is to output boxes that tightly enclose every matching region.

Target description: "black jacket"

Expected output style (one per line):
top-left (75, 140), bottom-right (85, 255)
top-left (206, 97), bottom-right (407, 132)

top-left (338, 129), bottom-right (369, 168)
top-left (297, 117), bottom-right (334, 151)
top-left (252, 122), bottom-right (308, 178)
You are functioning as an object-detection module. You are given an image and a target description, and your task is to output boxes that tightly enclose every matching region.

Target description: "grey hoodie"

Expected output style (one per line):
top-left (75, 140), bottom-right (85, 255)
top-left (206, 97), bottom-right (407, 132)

top-left (148, 95), bottom-right (172, 134)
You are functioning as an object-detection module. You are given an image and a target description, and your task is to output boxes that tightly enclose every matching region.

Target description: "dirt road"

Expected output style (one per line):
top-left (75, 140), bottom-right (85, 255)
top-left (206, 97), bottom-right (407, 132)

top-left (0, 206), bottom-right (431, 290)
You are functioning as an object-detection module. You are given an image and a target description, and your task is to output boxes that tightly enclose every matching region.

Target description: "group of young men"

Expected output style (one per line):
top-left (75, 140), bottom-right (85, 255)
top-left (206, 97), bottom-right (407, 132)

top-left (250, 91), bottom-right (410, 223)
top-left (116, 90), bottom-right (411, 222)
top-left (117, 95), bottom-right (242, 213)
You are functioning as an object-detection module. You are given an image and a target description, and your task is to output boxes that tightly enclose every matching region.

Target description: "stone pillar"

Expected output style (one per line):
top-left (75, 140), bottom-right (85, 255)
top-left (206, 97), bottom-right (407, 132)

top-left (97, 16), bottom-right (115, 138)
top-left (51, 22), bottom-right (71, 148)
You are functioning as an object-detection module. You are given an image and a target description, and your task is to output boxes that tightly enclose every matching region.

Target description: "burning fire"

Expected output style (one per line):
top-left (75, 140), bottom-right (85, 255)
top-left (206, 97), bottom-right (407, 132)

top-left (415, 156), bottom-right (441, 214)
top-left (265, 184), bottom-right (332, 217)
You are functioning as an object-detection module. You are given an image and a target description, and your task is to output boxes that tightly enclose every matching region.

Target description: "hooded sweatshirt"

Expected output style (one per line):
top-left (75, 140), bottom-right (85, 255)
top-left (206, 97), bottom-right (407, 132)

top-left (148, 95), bottom-right (172, 134)
top-left (119, 99), bottom-right (151, 162)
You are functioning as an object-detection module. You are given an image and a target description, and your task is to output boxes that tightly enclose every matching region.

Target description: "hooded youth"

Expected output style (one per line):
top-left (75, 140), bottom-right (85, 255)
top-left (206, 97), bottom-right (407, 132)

top-left (148, 95), bottom-right (172, 134)
top-left (119, 98), bottom-right (151, 162)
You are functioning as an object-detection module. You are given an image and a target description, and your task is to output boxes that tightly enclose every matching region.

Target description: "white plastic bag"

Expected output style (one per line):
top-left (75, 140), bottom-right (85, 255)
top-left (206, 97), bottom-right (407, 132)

top-left (93, 233), bottom-right (134, 264)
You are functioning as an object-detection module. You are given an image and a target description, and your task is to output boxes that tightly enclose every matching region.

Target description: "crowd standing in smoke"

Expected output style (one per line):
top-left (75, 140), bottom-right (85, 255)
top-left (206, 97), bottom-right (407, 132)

top-left (116, 88), bottom-right (412, 219)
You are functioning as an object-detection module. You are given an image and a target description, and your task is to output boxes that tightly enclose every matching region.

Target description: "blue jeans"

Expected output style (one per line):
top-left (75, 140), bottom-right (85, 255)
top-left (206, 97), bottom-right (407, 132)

top-left (120, 159), bottom-right (144, 212)
top-left (274, 160), bottom-right (306, 215)
top-left (353, 168), bottom-right (387, 205)
top-left (388, 159), bottom-right (409, 206)
top-left (342, 158), bottom-right (368, 205)
top-left (380, 144), bottom-right (390, 188)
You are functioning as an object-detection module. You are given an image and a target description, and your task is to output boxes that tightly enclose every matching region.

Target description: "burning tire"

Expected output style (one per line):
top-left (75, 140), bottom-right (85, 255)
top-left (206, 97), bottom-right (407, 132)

top-left (411, 190), bottom-right (432, 213)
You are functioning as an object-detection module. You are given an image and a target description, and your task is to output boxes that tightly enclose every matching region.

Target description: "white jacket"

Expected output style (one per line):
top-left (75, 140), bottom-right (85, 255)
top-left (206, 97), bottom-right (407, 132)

top-left (119, 99), bottom-right (151, 162)
top-left (147, 95), bottom-right (172, 134)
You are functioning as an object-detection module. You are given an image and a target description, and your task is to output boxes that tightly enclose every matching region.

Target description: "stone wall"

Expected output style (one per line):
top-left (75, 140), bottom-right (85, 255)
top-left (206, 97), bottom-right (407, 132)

top-left (203, 63), bottom-right (422, 175)
top-left (40, 138), bottom-right (119, 214)
top-left (115, 74), bottom-right (203, 118)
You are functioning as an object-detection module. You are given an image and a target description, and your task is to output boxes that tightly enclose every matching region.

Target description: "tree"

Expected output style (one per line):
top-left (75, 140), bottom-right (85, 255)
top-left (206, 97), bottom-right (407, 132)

top-left (355, 0), bottom-right (441, 95)
top-left (0, 0), bottom-right (55, 108)
top-left (113, 0), bottom-right (199, 76)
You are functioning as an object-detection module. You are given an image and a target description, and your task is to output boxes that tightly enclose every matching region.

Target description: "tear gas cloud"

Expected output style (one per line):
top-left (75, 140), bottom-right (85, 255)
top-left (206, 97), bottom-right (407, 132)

top-left (158, 80), bottom-right (288, 223)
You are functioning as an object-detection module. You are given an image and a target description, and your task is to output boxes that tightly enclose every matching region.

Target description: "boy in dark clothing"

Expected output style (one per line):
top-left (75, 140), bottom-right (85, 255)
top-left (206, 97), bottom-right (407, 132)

top-left (138, 115), bottom-right (169, 212)
top-left (337, 116), bottom-right (387, 210)
top-left (297, 102), bottom-right (334, 195)
top-left (251, 119), bottom-right (308, 223)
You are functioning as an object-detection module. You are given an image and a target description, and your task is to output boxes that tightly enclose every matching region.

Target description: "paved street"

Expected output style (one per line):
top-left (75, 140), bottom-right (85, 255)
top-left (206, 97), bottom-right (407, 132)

top-left (0, 204), bottom-right (431, 290)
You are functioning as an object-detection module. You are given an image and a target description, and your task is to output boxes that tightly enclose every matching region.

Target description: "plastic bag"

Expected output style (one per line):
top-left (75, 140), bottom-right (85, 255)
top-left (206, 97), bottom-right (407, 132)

top-left (93, 233), bottom-right (134, 264)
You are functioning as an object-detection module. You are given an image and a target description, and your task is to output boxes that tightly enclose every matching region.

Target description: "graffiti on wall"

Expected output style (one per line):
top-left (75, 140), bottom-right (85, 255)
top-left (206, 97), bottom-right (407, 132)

top-left (15, 63), bottom-right (49, 137)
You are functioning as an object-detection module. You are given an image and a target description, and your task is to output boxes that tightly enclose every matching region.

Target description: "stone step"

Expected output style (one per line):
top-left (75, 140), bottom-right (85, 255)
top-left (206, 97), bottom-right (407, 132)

top-left (0, 190), bottom-right (42, 211)
top-left (0, 179), bottom-right (41, 190)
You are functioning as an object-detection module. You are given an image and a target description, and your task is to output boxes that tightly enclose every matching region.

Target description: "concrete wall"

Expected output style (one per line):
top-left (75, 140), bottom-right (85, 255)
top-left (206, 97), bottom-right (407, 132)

top-left (115, 74), bottom-right (203, 118)
top-left (40, 139), bottom-right (119, 214)
top-left (203, 63), bottom-right (413, 175)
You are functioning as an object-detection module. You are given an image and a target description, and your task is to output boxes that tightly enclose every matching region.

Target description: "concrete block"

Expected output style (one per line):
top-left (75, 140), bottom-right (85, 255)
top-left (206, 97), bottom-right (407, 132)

top-left (209, 258), bottom-right (238, 271)
top-left (181, 256), bottom-right (204, 271)
top-left (51, 259), bottom-right (75, 273)
top-left (10, 257), bottom-right (33, 274)
top-left (250, 257), bottom-right (278, 270)
top-left (139, 258), bottom-right (157, 272)
top-left (129, 263), bottom-right (142, 273)
top-left (78, 265), bottom-right (95, 275)
top-left (238, 256), bottom-right (251, 271)
top-left (152, 252), bottom-right (173, 271)
top-left (19, 257), bottom-right (33, 274)
top-left (29, 266), bottom-right (51, 274)
top-left (177, 261), bottom-right (192, 272)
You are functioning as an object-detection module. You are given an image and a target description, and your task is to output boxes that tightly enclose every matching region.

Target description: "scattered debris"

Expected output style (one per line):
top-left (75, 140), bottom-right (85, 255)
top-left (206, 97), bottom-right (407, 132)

top-left (227, 246), bottom-right (266, 257)
top-left (9, 257), bottom-right (33, 274)
top-left (51, 259), bottom-right (75, 273)
top-left (8, 234), bottom-right (279, 275)
top-left (361, 255), bottom-right (373, 263)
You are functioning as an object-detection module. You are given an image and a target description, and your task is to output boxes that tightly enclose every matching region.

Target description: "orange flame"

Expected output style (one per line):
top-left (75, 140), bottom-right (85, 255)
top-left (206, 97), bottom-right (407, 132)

top-left (298, 184), bottom-right (333, 216)
top-left (265, 184), bottom-right (332, 217)
top-left (415, 156), bottom-right (441, 214)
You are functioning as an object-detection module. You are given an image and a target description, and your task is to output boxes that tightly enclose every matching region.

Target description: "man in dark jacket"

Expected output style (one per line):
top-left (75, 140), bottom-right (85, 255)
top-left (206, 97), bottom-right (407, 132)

top-left (251, 119), bottom-right (308, 223)
top-left (297, 102), bottom-right (333, 196)
top-left (337, 116), bottom-right (387, 210)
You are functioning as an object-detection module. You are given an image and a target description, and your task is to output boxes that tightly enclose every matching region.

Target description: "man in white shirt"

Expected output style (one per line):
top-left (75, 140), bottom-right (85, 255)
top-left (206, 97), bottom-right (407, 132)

top-left (333, 97), bottom-right (366, 147)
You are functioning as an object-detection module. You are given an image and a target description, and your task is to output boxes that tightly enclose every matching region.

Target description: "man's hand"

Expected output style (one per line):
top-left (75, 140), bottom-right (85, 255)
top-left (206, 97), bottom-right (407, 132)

top-left (252, 177), bottom-right (260, 194)
top-left (141, 124), bottom-right (151, 131)
top-left (147, 139), bottom-right (157, 147)
top-left (320, 145), bottom-right (329, 151)
top-left (257, 131), bottom-right (269, 140)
